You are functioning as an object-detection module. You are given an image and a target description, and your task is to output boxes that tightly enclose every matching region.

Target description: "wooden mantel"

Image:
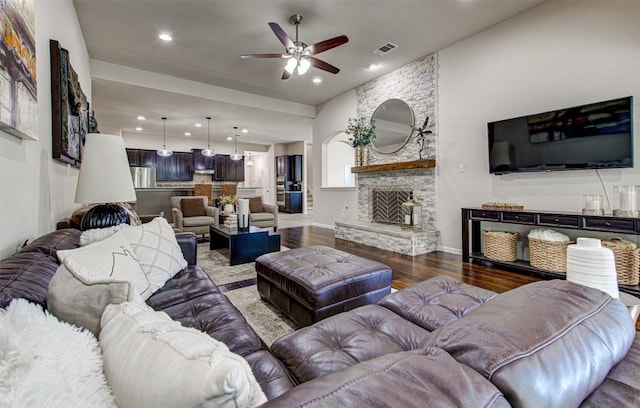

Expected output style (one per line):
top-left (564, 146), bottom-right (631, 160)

top-left (351, 159), bottom-right (436, 174)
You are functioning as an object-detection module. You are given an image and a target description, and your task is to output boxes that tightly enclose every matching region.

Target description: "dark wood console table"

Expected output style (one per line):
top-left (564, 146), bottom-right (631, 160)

top-left (461, 207), bottom-right (640, 297)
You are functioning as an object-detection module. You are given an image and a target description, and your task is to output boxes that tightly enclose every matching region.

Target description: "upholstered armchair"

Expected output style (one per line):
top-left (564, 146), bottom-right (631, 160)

top-left (246, 196), bottom-right (278, 231)
top-left (170, 196), bottom-right (219, 239)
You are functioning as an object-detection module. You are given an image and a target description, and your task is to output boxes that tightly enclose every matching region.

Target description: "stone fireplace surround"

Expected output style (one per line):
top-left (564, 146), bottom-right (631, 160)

top-left (335, 166), bottom-right (439, 256)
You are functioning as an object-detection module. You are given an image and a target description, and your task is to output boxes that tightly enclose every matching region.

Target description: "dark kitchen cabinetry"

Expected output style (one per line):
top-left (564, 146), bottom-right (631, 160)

top-left (156, 152), bottom-right (193, 182)
top-left (212, 155), bottom-right (244, 181)
top-left (284, 192), bottom-right (302, 213)
top-left (191, 149), bottom-right (216, 172)
top-left (225, 156), bottom-right (245, 181)
top-left (126, 148), bottom-right (157, 168)
top-left (276, 154), bottom-right (303, 181)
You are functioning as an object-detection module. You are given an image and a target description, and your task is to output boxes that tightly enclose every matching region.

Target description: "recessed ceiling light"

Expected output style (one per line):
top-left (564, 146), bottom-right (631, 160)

top-left (137, 116), bottom-right (145, 121)
top-left (158, 33), bottom-right (172, 42)
top-left (226, 136), bottom-right (233, 141)
top-left (195, 123), bottom-right (202, 128)
top-left (184, 132), bottom-right (191, 136)
top-left (312, 77), bottom-right (322, 84)
top-left (241, 129), bottom-right (248, 134)
top-left (135, 127), bottom-right (143, 131)
top-left (368, 63), bottom-right (380, 70)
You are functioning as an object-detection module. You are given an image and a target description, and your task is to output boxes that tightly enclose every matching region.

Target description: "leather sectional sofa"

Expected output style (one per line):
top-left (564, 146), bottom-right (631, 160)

top-left (1, 228), bottom-right (639, 407)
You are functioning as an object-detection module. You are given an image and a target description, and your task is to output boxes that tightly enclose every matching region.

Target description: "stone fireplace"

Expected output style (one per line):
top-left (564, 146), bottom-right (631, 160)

top-left (335, 165), bottom-right (439, 256)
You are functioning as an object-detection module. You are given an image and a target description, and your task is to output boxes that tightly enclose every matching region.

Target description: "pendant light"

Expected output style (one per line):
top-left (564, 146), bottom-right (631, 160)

top-left (201, 116), bottom-right (215, 157)
top-left (156, 117), bottom-right (173, 157)
top-left (230, 126), bottom-right (242, 161)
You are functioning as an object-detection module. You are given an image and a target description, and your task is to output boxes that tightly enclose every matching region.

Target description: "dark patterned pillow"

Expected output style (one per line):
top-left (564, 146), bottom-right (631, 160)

top-left (181, 198), bottom-right (206, 217)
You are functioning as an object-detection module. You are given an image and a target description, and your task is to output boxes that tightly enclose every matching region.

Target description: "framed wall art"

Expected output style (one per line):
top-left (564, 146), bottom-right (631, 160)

top-left (50, 39), bottom-right (89, 167)
top-left (0, 0), bottom-right (38, 140)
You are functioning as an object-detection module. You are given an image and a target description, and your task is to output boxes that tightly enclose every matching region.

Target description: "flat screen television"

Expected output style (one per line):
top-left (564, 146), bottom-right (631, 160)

top-left (488, 96), bottom-right (634, 174)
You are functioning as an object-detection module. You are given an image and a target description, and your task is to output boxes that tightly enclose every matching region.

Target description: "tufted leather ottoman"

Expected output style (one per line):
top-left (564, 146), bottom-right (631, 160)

top-left (255, 246), bottom-right (392, 327)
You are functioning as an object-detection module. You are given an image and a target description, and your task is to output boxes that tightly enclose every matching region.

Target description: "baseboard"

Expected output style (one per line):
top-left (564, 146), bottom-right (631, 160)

top-left (437, 245), bottom-right (461, 255)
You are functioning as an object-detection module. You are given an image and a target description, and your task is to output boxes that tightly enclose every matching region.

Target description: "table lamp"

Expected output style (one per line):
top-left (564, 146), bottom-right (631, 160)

top-left (75, 133), bottom-right (137, 231)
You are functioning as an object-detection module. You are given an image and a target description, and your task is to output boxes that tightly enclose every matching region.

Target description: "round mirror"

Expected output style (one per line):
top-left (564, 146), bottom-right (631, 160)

top-left (371, 99), bottom-right (415, 154)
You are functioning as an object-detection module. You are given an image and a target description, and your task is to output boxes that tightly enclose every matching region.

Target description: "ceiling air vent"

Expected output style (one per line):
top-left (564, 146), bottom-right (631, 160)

top-left (373, 42), bottom-right (398, 56)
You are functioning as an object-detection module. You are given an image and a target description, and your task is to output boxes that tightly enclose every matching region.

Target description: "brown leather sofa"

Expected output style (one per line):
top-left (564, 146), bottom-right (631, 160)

top-left (0, 229), bottom-right (294, 400)
top-left (2, 229), bottom-right (639, 407)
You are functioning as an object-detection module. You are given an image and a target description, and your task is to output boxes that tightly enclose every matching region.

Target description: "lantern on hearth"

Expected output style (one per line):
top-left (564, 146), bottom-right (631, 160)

top-left (400, 193), bottom-right (422, 231)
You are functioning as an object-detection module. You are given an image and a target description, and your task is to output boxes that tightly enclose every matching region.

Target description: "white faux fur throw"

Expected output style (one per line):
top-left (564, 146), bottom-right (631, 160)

top-left (0, 299), bottom-right (116, 407)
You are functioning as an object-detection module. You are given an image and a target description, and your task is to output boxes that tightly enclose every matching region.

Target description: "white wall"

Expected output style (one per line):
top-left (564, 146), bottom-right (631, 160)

top-left (0, 0), bottom-right (90, 257)
top-left (437, 1), bottom-right (640, 252)
top-left (313, 90), bottom-right (358, 227)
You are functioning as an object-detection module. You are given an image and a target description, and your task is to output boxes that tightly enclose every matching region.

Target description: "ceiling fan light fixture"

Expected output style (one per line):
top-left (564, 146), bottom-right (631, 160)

top-left (285, 57), bottom-right (297, 74)
top-left (157, 117), bottom-right (173, 157)
top-left (201, 116), bottom-right (216, 157)
top-left (297, 58), bottom-right (310, 75)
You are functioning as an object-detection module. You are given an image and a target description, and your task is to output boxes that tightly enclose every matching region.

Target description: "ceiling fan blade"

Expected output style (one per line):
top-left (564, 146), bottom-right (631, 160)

top-left (307, 56), bottom-right (340, 74)
top-left (241, 53), bottom-right (287, 59)
top-left (281, 68), bottom-right (291, 80)
top-left (306, 35), bottom-right (349, 55)
top-left (268, 22), bottom-right (295, 50)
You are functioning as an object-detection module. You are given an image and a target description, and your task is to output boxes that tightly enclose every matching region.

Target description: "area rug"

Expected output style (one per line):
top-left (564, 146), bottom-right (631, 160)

top-left (196, 243), bottom-right (297, 345)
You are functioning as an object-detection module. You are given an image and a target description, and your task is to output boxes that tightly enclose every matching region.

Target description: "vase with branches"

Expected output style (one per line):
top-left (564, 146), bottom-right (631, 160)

top-left (345, 117), bottom-right (376, 166)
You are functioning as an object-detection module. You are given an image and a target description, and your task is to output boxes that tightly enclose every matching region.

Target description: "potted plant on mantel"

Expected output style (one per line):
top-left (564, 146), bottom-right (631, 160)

top-left (346, 117), bottom-right (376, 167)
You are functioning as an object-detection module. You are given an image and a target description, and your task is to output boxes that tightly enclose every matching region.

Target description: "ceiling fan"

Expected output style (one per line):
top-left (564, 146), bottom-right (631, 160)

top-left (241, 14), bottom-right (348, 80)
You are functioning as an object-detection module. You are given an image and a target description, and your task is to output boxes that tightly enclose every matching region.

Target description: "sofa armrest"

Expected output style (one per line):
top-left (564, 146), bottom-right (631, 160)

top-left (205, 206), bottom-right (219, 224)
top-left (263, 203), bottom-right (278, 228)
top-left (175, 232), bottom-right (197, 266)
top-left (172, 207), bottom-right (184, 230)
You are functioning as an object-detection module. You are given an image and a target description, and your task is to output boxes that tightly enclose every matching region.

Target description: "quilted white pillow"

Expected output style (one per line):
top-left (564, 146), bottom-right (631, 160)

top-left (57, 230), bottom-right (152, 300)
top-left (120, 217), bottom-right (188, 294)
top-left (100, 302), bottom-right (267, 408)
top-left (0, 299), bottom-right (116, 407)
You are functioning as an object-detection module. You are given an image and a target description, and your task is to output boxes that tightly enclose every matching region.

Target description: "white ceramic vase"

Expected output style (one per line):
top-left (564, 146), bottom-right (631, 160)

top-left (566, 237), bottom-right (619, 299)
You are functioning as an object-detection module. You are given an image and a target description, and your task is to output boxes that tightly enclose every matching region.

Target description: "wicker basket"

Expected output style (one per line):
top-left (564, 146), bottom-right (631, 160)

top-left (482, 231), bottom-right (518, 262)
top-left (602, 239), bottom-right (640, 285)
top-left (528, 237), bottom-right (572, 274)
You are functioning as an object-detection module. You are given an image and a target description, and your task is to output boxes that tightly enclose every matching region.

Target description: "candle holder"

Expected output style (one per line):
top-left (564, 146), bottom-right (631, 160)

top-left (582, 194), bottom-right (604, 216)
top-left (400, 194), bottom-right (422, 231)
top-left (613, 185), bottom-right (639, 217)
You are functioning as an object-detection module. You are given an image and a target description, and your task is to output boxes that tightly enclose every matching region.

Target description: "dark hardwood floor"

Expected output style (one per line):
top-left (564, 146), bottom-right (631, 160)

top-left (279, 225), bottom-right (640, 331)
top-left (279, 225), bottom-right (539, 294)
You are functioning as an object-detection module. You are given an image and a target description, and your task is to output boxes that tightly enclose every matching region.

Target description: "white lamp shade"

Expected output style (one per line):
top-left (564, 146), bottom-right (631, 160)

top-left (75, 133), bottom-right (137, 204)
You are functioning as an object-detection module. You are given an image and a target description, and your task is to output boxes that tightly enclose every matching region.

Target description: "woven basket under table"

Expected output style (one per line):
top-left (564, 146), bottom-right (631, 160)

top-left (528, 237), bottom-right (572, 274)
top-left (482, 231), bottom-right (518, 262)
top-left (609, 247), bottom-right (640, 285)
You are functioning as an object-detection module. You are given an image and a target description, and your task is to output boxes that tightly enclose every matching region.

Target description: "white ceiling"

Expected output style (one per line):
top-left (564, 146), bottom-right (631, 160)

top-left (73, 0), bottom-right (545, 145)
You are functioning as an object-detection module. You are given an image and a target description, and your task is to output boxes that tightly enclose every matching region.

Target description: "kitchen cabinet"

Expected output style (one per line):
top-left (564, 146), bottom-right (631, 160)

top-left (126, 148), bottom-right (157, 167)
top-left (191, 149), bottom-right (216, 172)
top-left (156, 152), bottom-right (193, 181)
top-left (276, 155), bottom-right (288, 177)
top-left (225, 156), bottom-right (244, 181)
top-left (284, 192), bottom-right (302, 213)
top-left (276, 154), bottom-right (303, 182)
top-left (211, 155), bottom-right (244, 181)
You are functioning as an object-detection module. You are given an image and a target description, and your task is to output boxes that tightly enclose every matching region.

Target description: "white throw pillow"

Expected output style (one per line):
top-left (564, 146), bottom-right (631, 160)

top-left (0, 299), bottom-right (116, 407)
top-left (100, 302), bottom-right (267, 408)
top-left (120, 217), bottom-right (188, 294)
top-left (57, 230), bottom-right (152, 300)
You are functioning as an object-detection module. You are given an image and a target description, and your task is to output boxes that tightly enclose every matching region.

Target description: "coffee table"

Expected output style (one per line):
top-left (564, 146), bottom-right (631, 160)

top-left (209, 224), bottom-right (280, 266)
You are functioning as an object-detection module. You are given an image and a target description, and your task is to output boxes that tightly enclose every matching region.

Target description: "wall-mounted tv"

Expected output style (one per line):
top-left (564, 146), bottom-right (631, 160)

top-left (488, 96), bottom-right (634, 175)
